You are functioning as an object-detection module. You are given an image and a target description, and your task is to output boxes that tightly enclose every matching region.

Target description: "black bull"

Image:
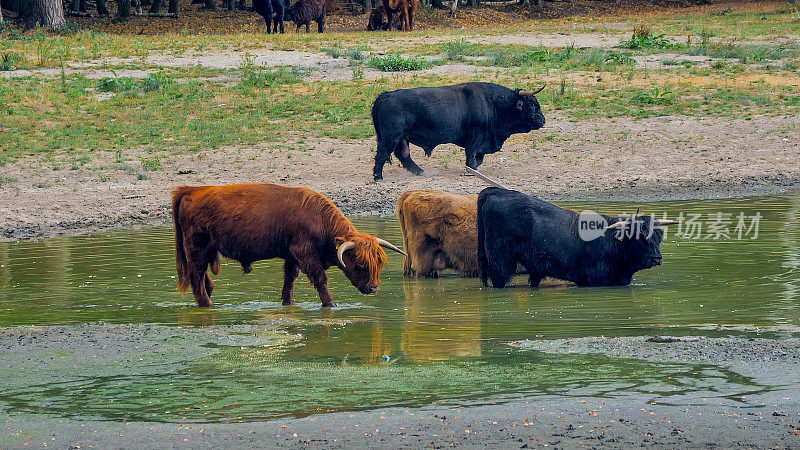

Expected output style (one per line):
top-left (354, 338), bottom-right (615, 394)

top-left (477, 187), bottom-right (679, 288)
top-left (370, 82), bottom-right (546, 181)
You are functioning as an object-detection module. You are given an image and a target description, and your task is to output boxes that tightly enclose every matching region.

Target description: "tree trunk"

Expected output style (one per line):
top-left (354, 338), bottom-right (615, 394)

top-left (21, 0), bottom-right (67, 29)
top-left (117, 0), bottom-right (131, 19)
top-left (0, 5), bottom-right (4, 22)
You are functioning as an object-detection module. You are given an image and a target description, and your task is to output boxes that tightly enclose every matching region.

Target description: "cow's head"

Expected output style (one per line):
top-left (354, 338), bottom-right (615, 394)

top-left (335, 233), bottom-right (405, 294)
top-left (516, 86), bottom-right (547, 131)
top-left (606, 215), bottom-right (678, 271)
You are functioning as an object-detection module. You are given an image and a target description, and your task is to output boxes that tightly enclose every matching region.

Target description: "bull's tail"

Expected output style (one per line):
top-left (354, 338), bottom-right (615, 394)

top-left (172, 186), bottom-right (194, 294)
top-left (396, 191), bottom-right (413, 277)
top-left (476, 191), bottom-right (489, 287)
top-left (371, 95), bottom-right (383, 144)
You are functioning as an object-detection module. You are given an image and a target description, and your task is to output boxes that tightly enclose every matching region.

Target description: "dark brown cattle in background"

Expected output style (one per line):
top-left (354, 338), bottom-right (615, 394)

top-left (397, 190), bottom-right (479, 277)
top-left (366, 4), bottom-right (402, 31)
top-left (172, 183), bottom-right (404, 307)
top-left (382, 0), bottom-right (415, 31)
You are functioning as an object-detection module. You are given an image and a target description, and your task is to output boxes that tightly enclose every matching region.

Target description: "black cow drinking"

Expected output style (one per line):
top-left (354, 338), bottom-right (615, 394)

top-left (477, 187), bottom-right (678, 288)
top-left (370, 82), bottom-right (546, 181)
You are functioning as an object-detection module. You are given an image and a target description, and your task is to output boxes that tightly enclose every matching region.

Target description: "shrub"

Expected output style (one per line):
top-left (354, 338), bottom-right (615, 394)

top-left (620, 27), bottom-right (677, 50)
top-left (98, 72), bottom-right (135, 92)
top-left (633, 87), bottom-right (674, 105)
top-left (141, 71), bottom-right (172, 92)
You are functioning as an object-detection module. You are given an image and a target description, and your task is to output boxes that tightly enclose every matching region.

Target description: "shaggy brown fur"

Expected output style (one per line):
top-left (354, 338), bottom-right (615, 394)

top-left (382, 0), bottom-right (415, 31)
top-left (286, 0), bottom-right (325, 33)
top-left (366, 5), bottom-right (402, 31)
top-left (397, 190), bottom-right (479, 277)
top-left (172, 183), bottom-right (399, 307)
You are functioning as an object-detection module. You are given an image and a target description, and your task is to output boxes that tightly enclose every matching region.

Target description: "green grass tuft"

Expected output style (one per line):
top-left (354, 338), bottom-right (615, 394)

top-left (368, 53), bottom-right (432, 72)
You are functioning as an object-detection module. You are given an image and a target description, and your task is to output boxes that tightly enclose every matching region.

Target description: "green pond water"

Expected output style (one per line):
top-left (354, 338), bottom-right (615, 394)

top-left (0, 193), bottom-right (798, 423)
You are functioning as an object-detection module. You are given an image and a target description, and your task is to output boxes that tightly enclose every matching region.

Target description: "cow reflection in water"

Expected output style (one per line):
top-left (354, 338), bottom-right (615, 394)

top-left (401, 281), bottom-right (481, 362)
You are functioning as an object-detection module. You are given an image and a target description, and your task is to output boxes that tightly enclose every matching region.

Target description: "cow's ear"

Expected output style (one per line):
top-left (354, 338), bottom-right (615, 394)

top-left (516, 98), bottom-right (524, 112)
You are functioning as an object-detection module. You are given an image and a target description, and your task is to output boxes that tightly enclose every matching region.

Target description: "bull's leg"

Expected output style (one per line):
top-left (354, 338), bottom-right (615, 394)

top-left (264, 2), bottom-right (273, 33)
top-left (281, 260), bottom-right (299, 305)
top-left (305, 22), bottom-right (310, 33)
top-left (316, 17), bottom-right (324, 33)
top-left (393, 140), bottom-right (424, 176)
top-left (528, 272), bottom-right (542, 288)
top-left (373, 140), bottom-right (395, 181)
top-left (486, 240), bottom-right (515, 288)
top-left (475, 153), bottom-right (485, 167)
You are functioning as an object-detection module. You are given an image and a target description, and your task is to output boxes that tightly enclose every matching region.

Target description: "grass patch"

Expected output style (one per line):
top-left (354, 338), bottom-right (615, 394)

top-left (239, 66), bottom-right (306, 89)
top-left (440, 39), bottom-right (484, 61)
top-left (0, 53), bottom-right (26, 71)
top-left (98, 71), bottom-right (173, 93)
top-left (368, 53), bottom-right (432, 72)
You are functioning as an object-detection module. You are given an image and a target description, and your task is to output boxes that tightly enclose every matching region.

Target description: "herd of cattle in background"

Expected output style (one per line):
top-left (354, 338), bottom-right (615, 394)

top-left (252, 0), bottom-right (417, 32)
top-left (172, 81), bottom-right (680, 307)
top-left (254, 0), bottom-right (416, 32)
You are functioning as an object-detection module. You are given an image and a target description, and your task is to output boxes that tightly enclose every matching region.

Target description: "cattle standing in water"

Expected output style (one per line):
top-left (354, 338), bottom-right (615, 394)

top-left (286, 0), bottom-right (325, 33)
top-left (371, 82), bottom-right (546, 181)
top-left (171, 183), bottom-right (405, 307)
top-left (477, 187), bottom-right (678, 288)
top-left (397, 190), bottom-right (480, 277)
top-left (253, 0), bottom-right (286, 33)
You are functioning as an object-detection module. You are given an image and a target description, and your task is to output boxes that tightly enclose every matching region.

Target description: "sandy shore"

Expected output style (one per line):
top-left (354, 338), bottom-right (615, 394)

top-left (2, 113), bottom-right (799, 241)
top-left (1, 325), bottom-right (799, 448)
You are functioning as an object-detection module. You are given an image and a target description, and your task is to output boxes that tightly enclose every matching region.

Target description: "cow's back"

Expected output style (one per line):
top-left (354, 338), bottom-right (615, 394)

top-left (176, 183), bottom-right (341, 263)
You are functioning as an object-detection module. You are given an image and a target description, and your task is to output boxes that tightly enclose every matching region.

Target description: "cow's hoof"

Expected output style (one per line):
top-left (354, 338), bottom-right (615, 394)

top-left (321, 302), bottom-right (337, 308)
top-left (373, 176), bottom-right (384, 183)
top-left (410, 168), bottom-right (425, 176)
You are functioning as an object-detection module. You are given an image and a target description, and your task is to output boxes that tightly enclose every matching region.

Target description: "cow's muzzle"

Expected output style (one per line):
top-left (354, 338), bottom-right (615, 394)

top-left (360, 285), bottom-right (378, 294)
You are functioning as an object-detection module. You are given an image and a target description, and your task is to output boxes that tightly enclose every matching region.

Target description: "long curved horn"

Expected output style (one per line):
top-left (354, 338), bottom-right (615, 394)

top-left (465, 166), bottom-right (508, 189)
top-left (655, 219), bottom-right (680, 226)
top-left (337, 241), bottom-right (355, 268)
top-left (376, 238), bottom-right (406, 256)
top-left (605, 220), bottom-right (629, 230)
top-left (519, 84), bottom-right (546, 97)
